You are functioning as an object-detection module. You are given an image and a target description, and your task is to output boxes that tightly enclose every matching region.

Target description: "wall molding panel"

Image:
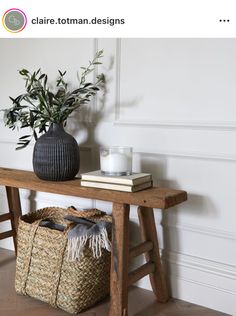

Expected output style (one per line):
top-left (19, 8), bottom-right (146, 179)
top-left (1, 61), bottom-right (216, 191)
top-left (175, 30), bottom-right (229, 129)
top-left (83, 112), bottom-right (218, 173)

top-left (1, 134), bottom-right (236, 163)
top-left (115, 38), bottom-right (121, 121)
top-left (164, 250), bottom-right (236, 282)
top-left (162, 221), bottom-right (236, 241)
top-left (114, 39), bottom-right (236, 132)
top-left (134, 150), bottom-right (236, 162)
top-left (114, 119), bottom-right (236, 131)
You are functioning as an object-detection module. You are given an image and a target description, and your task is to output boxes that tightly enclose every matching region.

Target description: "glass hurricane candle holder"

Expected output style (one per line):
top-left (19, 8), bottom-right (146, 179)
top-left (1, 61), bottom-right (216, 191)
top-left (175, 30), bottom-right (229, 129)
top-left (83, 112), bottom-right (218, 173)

top-left (100, 146), bottom-right (133, 176)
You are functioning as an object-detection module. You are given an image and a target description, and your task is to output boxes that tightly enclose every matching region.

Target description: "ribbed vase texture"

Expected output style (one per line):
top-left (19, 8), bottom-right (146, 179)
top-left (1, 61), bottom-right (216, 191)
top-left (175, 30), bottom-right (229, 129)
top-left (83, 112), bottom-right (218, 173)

top-left (33, 123), bottom-right (80, 181)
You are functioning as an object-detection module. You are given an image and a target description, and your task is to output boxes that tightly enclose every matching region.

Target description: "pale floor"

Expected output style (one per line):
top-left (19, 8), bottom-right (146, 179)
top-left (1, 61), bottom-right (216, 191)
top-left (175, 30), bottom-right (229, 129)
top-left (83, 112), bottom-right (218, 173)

top-left (0, 248), bottom-right (230, 316)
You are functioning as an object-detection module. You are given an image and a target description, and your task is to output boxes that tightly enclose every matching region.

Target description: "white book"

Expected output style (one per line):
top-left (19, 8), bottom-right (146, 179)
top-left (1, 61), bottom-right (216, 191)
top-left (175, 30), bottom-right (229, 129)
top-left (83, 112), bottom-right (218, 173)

top-left (80, 180), bottom-right (153, 192)
top-left (81, 170), bottom-right (152, 186)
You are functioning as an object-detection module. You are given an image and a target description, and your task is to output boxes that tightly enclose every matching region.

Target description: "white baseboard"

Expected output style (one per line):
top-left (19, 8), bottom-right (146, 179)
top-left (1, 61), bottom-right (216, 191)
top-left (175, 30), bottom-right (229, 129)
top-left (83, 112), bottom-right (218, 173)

top-left (169, 274), bottom-right (234, 316)
top-left (136, 250), bottom-right (235, 315)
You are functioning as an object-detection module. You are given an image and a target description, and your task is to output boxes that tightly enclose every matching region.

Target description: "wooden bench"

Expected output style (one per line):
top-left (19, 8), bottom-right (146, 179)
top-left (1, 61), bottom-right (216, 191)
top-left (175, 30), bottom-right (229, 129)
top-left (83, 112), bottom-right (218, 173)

top-left (0, 167), bottom-right (187, 316)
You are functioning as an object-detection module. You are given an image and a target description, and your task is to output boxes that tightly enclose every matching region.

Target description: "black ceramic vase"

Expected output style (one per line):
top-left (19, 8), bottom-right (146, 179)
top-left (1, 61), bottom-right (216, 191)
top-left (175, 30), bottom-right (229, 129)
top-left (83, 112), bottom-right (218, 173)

top-left (33, 123), bottom-right (80, 181)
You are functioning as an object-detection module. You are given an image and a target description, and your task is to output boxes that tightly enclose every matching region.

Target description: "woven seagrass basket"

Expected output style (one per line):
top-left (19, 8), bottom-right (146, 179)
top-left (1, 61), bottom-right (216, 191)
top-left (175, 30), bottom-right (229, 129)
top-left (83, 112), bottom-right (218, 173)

top-left (15, 207), bottom-right (111, 314)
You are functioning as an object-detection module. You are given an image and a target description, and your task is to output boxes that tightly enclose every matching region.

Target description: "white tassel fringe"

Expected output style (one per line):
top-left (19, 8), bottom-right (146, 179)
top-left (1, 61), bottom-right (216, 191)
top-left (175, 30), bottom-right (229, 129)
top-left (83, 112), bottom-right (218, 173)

top-left (67, 228), bottom-right (111, 262)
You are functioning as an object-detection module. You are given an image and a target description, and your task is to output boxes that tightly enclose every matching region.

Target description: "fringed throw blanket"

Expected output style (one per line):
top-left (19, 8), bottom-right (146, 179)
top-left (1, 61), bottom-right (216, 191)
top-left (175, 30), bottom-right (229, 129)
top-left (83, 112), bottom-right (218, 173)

top-left (65, 215), bottom-right (112, 261)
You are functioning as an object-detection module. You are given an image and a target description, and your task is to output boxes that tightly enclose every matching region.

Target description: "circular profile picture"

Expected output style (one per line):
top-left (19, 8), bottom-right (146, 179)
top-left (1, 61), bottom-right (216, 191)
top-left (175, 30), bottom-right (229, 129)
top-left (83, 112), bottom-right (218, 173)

top-left (2, 8), bottom-right (27, 33)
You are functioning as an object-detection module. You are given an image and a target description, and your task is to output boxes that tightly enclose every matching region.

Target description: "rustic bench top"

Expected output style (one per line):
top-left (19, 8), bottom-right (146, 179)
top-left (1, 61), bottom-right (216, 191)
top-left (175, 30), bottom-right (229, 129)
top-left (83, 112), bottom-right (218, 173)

top-left (0, 168), bottom-right (187, 209)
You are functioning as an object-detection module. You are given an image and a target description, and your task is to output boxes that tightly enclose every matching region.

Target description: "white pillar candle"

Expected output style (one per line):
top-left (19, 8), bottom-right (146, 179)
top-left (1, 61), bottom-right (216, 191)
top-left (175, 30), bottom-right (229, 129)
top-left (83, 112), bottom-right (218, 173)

top-left (100, 147), bottom-right (132, 175)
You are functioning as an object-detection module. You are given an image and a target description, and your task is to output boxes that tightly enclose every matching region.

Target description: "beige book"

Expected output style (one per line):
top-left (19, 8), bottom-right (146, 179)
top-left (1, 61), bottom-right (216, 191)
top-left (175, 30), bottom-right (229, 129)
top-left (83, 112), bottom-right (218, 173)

top-left (80, 180), bottom-right (153, 192)
top-left (81, 170), bottom-right (152, 186)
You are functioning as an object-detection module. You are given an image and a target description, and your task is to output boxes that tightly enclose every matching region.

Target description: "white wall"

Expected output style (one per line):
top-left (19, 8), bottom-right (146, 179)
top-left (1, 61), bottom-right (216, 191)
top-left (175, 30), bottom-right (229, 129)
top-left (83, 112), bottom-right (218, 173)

top-left (0, 38), bottom-right (236, 315)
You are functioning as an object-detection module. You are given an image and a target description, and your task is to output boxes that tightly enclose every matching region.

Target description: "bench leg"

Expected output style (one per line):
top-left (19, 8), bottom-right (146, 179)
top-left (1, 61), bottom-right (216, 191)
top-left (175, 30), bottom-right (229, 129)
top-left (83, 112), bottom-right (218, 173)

top-left (109, 203), bottom-right (130, 316)
top-left (6, 186), bottom-right (22, 254)
top-left (137, 206), bottom-right (169, 302)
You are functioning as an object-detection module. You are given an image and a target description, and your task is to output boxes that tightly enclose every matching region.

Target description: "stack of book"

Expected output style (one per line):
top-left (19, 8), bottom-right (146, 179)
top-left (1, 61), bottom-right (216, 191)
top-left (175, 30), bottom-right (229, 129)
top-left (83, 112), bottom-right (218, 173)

top-left (81, 170), bottom-right (153, 192)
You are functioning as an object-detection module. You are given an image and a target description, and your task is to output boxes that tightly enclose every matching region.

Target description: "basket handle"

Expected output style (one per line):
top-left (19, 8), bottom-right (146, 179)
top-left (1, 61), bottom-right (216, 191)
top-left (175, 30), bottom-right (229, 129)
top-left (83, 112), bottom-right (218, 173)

top-left (21, 219), bottom-right (43, 295)
top-left (66, 207), bottom-right (106, 219)
top-left (20, 217), bottom-right (71, 303)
